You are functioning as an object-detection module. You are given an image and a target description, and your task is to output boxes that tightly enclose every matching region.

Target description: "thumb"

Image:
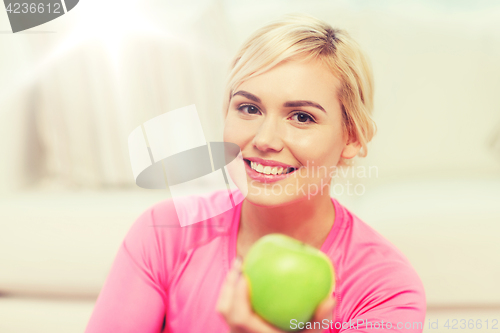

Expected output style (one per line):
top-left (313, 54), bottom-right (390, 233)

top-left (316, 295), bottom-right (336, 321)
top-left (305, 295), bottom-right (336, 333)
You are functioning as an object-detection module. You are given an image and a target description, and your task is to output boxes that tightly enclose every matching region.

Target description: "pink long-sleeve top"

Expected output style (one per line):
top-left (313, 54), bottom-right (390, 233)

top-left (85, 189), bottom-right (426, 333)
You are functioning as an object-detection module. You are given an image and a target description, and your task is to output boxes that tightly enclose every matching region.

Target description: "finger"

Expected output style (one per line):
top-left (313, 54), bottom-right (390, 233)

top-left (315, 295), bottom-right (336, 321)
top-left (217, 258), bottom-right (242, 311)
top-left (216, 257), bottom-right (243, 314)
top-left (229, 274), bottom-right (253, 322)
top-left (304, 295), bottom-right (336, 333)
top-left (230, 276), bottom-right (285, 333)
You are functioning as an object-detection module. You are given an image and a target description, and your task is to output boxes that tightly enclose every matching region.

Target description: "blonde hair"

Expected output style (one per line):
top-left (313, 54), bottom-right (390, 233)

top-left (222, 14), bottom-right (377, 165)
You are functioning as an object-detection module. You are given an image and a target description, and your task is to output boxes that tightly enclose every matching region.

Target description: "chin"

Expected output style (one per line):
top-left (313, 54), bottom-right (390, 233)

top-left (244, 193), bottom-right (296, 208)
top-left (243, 183), bottom-right (305, 208)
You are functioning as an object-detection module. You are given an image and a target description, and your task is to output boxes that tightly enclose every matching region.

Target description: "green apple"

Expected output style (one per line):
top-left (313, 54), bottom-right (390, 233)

top-left (242, 233), bottom-right (335, 332)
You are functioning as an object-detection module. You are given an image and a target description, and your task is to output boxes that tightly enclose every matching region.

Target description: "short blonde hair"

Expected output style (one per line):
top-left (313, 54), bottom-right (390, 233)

top-left (222, 14), bottom-right (376, 165)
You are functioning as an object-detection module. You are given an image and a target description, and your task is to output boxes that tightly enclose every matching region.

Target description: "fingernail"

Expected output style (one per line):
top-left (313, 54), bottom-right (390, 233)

top-left (233, 257), bottom-right (242, 270)
top-left (329, 298), bottom-right (337, 309)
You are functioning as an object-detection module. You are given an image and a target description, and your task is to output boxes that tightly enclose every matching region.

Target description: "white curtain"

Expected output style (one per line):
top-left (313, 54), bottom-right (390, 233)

top-left (31, 0), bottom-right (233, 189)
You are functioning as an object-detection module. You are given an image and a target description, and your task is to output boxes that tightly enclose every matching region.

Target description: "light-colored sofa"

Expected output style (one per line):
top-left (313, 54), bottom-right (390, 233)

top-left (0, 189), bottom-right (169, 332)
top-left (1, 178), bottom-right (499, 333)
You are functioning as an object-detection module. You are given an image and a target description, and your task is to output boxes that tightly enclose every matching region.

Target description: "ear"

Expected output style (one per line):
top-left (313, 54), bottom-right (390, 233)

top-left (341, 139), bottom-right (362, 160)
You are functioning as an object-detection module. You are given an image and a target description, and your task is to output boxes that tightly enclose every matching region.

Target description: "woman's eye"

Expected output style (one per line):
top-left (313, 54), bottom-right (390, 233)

top-left (238, 105), bottom-right (261, 115)
top-left (291, 112), bottom-right (315, 124)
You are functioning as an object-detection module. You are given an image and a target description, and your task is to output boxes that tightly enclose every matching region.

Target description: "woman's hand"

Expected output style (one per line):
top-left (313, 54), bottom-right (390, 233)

top-left (216, 257), bottom-right (336, 333)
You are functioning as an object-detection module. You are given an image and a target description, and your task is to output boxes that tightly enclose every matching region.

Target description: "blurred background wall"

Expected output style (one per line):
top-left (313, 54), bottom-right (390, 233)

top-left (0, 0), bottom-right (499, 332)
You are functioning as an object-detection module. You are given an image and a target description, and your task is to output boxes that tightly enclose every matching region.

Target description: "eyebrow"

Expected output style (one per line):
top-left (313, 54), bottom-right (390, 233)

top-left (283, 100), bottom-right (326, 113)
top-left (232, 90), bottom-right (261, 103)
top-left (232, 90), bottom-right (326, 113)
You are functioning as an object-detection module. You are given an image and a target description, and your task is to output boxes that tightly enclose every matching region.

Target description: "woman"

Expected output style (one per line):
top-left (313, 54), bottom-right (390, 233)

top-left (85, 14), bottom-right (426, 333)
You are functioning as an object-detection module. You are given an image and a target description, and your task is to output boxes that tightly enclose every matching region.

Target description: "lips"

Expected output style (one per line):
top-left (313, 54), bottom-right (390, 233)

top-left (244, 159), bottom-right (296, 175)
top-left (243, 157), bottom-right (298, 183)
top-left (244, 157), bottom-right (296, 169)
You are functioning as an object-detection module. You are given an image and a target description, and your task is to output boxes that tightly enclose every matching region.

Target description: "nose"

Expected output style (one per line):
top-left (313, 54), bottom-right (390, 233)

top-left (252, 116), bottom-right (283, 152)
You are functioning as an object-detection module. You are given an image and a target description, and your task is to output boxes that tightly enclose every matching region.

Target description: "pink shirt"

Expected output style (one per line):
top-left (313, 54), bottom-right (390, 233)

top-left (85, 189), bottom-right (426, 333)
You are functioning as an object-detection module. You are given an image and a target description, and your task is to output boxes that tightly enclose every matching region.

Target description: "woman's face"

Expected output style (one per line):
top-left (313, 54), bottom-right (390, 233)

top-left (224, 57), bottom-right (359, 207)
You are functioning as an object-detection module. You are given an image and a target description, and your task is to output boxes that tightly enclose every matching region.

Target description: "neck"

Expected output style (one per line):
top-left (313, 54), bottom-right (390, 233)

top-left (237, 192), bottom-right (335, 257)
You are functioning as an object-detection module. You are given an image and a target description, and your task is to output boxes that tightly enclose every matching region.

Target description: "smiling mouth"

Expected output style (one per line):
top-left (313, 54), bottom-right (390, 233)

top-left (243, 159), bottom-right (297, 176)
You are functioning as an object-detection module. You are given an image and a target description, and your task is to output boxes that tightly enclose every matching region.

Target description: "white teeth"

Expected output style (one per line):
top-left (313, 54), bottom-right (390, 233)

top-left (250, 161), bottom-right (291, 175)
